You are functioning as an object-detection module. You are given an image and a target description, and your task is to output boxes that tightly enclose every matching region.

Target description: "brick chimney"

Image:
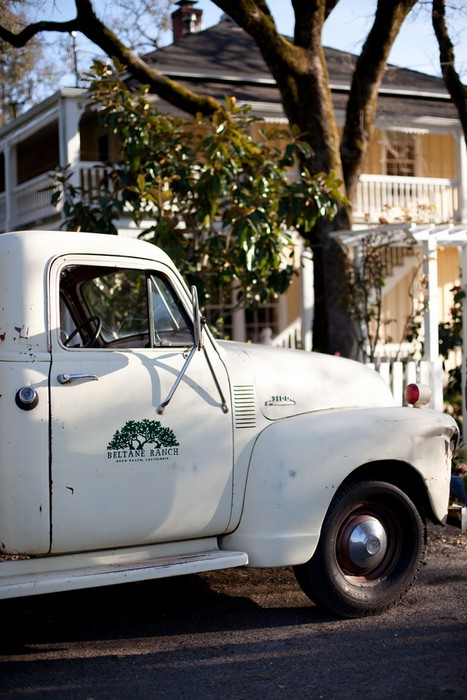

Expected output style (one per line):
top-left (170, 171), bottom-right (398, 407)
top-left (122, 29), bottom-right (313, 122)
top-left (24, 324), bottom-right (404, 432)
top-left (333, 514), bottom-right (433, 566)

top-left (172, 1), bottom-right (203, 42)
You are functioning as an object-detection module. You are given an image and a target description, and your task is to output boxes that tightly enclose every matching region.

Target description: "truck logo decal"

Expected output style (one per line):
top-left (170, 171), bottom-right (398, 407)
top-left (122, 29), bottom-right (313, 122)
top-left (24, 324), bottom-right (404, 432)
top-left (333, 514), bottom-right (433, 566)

top-left (107, 420), bottom-right (179, 463)
top-left (265, 395), bottom-right (296, 406)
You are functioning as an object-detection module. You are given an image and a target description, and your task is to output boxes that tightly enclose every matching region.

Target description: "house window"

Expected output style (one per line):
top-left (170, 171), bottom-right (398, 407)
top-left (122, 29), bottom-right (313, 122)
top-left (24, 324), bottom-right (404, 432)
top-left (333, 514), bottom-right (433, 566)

top-left (204, 293), bottom-right (279, 343)
top-left (384, 131), bottom-right (416, 177)
top-left (245, 303), bottom-right (279, 344)
top-left (203, 299), bottom-right (233, 340)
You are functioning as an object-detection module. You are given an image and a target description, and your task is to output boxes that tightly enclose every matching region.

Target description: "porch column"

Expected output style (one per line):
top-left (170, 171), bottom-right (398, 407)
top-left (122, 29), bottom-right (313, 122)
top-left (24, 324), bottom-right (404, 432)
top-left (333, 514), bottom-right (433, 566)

top-left (422, 235), bottom-right (443, 411)
top-left (59, 95), bottom-right (83, 192)
top-left (231, 285), bottom-right (246, 342)
top-left (300, 243), bottom-right (313, 352)
top-left (456, 130), bottom-right (467, 223)
top-left (461, 244), bottom-right (467, 441)
top-left (3, 142), bottom-right (15, 232)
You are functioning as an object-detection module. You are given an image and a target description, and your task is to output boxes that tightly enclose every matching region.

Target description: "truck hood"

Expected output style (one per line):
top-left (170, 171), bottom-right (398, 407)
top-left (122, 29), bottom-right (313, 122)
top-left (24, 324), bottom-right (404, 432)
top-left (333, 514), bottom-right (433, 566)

top-left (218, 341), bottom-right (395, 420)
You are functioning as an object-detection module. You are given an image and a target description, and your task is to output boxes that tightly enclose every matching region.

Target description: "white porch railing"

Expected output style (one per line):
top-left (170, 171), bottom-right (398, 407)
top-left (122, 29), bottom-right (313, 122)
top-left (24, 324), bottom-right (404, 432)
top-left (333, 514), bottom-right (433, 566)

top-left (79, 162), bottom-right (109, 195)
top-left (11, 173), bottom-right (60, 229)
top-left (270, 318), bottom-right (302, 349)
top-left (355, 174), bottom-right (459, 224)
top-left (368, 358), bottom-right (441, 408)
top-left (0, 164), bottom-right (107, 232)
top-left (368, 343), bottom-right (444, 409)
top-left (1, 169), bottom-right (461, 232)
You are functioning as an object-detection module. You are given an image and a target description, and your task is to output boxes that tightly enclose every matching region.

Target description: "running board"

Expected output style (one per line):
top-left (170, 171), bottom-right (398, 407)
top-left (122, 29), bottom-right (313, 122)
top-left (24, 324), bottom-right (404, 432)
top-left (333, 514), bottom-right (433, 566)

top-left (0, 547), bottom-right (249, 600)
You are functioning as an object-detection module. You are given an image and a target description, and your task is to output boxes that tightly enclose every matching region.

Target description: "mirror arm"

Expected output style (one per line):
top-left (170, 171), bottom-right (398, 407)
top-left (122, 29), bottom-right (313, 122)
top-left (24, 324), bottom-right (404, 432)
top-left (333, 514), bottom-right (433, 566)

top-left (157, 287), bottom-right (229, 415)
top-left (157, 344), bottom-right (198, 415)
top-left (202, 346), bottom-right (229, 414)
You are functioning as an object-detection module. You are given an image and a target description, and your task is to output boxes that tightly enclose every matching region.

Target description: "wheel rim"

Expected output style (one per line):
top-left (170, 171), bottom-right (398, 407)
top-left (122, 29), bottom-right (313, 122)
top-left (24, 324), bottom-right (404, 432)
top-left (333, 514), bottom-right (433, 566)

top-left (335, 504), bottom-right (400, 582)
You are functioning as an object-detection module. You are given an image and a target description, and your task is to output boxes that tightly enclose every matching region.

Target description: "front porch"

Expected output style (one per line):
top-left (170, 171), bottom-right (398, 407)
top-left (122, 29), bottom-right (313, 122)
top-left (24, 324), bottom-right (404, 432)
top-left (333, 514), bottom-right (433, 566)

top-left (0, 165), bottom-right (462, 233)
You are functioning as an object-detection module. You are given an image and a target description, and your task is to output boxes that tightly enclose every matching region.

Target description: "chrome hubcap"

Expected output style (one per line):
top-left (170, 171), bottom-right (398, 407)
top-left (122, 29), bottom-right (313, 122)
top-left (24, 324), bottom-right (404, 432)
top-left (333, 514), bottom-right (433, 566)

top-left (342, 515), bottom-right (388, 571)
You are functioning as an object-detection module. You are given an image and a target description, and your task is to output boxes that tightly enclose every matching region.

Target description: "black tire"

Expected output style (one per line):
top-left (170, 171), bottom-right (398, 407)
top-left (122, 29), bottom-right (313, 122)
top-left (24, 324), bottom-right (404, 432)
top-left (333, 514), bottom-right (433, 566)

top-left (293, 479), bottom-right (426, 618)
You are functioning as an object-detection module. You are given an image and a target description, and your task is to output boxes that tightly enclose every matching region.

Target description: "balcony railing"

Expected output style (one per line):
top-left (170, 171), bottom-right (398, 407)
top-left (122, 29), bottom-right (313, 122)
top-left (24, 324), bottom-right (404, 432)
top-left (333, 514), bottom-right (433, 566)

top-left (0, 173), bottom-right (61, 232)
top-left (355, 174), bottom-right (459, 224)
top-left (0, 168), bottom-right (461, 232)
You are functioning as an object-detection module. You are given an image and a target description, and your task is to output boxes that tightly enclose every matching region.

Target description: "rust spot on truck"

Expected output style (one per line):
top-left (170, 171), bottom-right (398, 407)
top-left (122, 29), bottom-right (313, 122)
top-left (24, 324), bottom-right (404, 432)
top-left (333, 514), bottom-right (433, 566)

top-left (0, 552), bottom-right (31, 561)
top-left (0, 332), bottom-right (5, 342)
top-left (14, 326), bottom-right (29, 340)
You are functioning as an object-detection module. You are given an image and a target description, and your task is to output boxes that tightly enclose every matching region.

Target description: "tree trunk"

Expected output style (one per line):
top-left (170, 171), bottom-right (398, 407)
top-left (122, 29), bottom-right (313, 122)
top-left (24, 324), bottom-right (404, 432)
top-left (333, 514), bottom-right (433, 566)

top-left (340, 0), bottom-right (419, 201)
top-left (311, 206), bottom-right (356, 357)
top-left (432, 0), bottom-right (467, 146)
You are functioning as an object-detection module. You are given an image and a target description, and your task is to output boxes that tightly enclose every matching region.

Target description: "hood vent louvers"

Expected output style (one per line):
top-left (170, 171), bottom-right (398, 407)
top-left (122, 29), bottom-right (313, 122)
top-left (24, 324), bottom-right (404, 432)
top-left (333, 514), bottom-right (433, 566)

top-left (233, 384), bottom-right (257, 429)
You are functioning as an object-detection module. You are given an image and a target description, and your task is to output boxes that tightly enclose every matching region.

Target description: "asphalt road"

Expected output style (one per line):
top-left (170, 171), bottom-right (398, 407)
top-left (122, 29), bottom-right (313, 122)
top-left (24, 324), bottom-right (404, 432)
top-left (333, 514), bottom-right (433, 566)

top-left (1, 524), bottom-right (466, 700)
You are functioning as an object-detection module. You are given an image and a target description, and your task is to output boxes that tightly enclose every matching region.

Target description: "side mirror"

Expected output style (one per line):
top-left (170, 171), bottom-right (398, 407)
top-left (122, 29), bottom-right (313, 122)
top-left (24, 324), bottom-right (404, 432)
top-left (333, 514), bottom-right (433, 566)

top-left (191, 285), bottom-right (203, 350)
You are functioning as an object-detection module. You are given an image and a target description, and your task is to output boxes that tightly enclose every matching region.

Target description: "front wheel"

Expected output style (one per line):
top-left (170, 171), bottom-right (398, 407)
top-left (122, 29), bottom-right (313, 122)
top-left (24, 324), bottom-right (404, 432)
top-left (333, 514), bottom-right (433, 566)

top-left (293, 480), bottom-right (426, 618)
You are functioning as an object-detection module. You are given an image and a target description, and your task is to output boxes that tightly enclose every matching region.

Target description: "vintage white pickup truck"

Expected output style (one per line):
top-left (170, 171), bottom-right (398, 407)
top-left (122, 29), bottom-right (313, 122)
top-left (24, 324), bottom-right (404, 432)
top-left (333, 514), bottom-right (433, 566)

top-left (0, 230), bottom-right (461, 618)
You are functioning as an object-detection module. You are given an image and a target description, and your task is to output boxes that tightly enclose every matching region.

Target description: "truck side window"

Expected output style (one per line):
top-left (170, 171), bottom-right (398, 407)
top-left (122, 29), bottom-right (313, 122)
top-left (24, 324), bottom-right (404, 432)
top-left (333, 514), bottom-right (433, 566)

top-left (59, 266), bottom-right (193, 348)
top-left (149, 274), bottom-right (193, 347)
top-left (81, 268), bottom-right (149, 346)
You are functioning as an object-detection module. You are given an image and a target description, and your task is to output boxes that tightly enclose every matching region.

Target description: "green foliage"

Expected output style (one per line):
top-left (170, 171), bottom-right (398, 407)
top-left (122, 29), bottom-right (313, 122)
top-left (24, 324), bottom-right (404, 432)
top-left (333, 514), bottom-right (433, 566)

top-left (439, 284), bottom-right (465, 427)
top-left (51, 168), bottom-right (122, 235)
top-left (439, 284), bottom-right (465, 358)
top-left (53, 60), bottom-right (342, 312)
top-left (343, 233), bottom-right (392, 362)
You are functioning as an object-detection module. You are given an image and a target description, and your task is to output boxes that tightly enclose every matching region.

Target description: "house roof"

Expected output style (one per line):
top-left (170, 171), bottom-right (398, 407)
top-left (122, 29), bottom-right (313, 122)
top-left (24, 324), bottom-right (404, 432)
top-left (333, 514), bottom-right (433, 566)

top-left (147, 18), bottom-right (458, 124)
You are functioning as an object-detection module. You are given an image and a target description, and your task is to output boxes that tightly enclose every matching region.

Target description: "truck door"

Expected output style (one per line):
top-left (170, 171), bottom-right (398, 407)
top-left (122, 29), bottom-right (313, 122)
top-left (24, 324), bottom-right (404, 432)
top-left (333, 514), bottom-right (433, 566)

top-left (49, 255), bottom-right (233, 553)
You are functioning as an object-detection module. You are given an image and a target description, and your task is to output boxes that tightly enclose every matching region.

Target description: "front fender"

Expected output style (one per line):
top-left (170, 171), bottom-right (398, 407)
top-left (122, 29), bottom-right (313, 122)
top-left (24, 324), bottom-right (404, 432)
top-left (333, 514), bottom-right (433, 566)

top-left (222, 407), bottom-right (457, 567)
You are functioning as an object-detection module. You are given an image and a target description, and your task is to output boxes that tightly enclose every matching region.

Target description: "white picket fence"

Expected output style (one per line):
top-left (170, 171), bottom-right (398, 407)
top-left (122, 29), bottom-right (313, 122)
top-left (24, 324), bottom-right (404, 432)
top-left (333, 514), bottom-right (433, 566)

top-left (368, 358), bottom-right (440, 407)
top-left (366, 342), bottom-right (445, 410)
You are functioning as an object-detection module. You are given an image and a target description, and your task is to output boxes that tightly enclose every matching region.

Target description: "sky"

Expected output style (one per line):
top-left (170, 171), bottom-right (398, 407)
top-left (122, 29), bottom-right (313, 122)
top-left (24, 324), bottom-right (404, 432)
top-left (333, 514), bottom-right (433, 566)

top-left (41, 0), bottom-right (467, 83)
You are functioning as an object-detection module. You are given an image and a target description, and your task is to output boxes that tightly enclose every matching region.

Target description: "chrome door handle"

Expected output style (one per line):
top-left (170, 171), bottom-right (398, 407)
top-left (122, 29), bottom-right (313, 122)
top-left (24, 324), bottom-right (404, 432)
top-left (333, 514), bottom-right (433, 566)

top-left (57, 373), bottom-right (99, 384)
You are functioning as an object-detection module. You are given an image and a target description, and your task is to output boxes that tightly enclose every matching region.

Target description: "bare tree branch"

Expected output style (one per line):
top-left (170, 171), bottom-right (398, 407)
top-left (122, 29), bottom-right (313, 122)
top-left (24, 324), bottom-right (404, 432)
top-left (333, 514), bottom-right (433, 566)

top-left (0, 0), bottom-right (221, 115)
top-left (432, 0), bottom-right (467, 144)
top-left (324, 0), bottom-right (339, 19)
top-left (213, 0), bottom-right (297, 62)
top-left (341, 0), bottom-right (418, 200)
top-left (214, 1), bottom-right (340, 176)
top-left (0, 18), bottom-right (79, 46)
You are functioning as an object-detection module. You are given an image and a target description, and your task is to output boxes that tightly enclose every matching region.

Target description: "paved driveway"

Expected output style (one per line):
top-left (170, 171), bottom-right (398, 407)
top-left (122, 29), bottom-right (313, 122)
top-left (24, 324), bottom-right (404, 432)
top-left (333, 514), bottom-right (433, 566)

top-left (1, 524), bottom-right (466, 699)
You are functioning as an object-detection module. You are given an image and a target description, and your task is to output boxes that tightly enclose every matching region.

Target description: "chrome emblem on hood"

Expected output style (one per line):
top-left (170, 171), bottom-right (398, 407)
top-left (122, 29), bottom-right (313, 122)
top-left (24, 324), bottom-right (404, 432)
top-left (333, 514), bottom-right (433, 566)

top-left (265, 395), bottom-right (296, 406)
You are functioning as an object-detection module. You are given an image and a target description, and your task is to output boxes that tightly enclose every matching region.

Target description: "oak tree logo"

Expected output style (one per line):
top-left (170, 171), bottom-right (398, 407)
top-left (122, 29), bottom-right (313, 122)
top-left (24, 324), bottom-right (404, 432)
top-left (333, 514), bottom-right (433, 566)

top-left (107, 420), bottom-right (179, 462)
